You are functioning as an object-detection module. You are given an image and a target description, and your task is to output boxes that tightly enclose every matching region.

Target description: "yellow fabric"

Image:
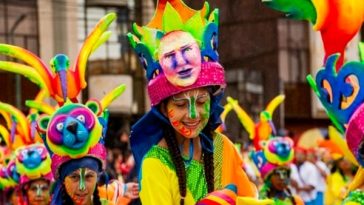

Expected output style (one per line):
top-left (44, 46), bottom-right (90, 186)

top-left (343, 202), bottom-right (361, 205)
top-left (140, 158), bottom-right (196, 204)
top-left (139, 132), bottom-right (257, 204)
top-left (325, 171), bottom-right (349, 205)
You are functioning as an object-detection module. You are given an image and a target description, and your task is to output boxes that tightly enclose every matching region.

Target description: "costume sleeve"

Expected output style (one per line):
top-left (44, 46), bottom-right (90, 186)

top-left (221, 135), bottom-right (257, 197)
top-left (139, 158), bottom-right (176, 205)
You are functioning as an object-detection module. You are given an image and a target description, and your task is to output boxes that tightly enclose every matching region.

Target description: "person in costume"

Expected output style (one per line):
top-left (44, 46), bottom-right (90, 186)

top-left (127, 0), bottom-right (259, 204)
top-left (15, 144), bottom-right (53, 205)
top-left (325, 156), bottom-right (355, 205)
top-left (0, 104), bottom-right (53, 205)
top-left (0, 99), bottom-right (51, 205)
top-left (0, 12), bottom-right (139, 205)
top-left (250, 136), bottom-right (304, 205)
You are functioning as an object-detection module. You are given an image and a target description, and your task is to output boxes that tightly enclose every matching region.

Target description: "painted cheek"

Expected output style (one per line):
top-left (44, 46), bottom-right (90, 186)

top-left (180, 127), bottom-right (192, 137)
top-left (167, 109), bottom-right (175, 118)
top-left (202, 100), bottom-right (211, 120)
top-left (64, 180), bottom-right (77, 200)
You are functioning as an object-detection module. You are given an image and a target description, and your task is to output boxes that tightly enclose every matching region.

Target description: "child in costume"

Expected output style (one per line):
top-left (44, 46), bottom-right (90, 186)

top-left (127, 0), bottom-right (264, 204)
top-left (15, 144), bottom-right (53, 205)
top-left (251, 136), bottom-right (304, 205)
top-left (0, 101), bottom-right (54, 205)
top-left (0, 12), bottom-right (139, 205)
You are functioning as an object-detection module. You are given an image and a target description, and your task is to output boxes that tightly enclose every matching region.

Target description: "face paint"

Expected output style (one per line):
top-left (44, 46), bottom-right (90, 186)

top-left (158, 31), bottom-right (202, 87)
top-left (166, 88), bottom-right (210, 138)
top-left (29, 184), bottom-right (49, 196)
top-left (79, 168), bottom-right (86, 191)
top-left (64, 168), bottom-right (98, 205)
top-left (26, 179), bottom-right (50, 205)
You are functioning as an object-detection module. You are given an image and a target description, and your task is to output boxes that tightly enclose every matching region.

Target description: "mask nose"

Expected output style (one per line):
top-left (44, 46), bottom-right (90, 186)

top-left (66, 121), bottom-right (78, 134)
top-left (175, 51), bottom-right (187, 67)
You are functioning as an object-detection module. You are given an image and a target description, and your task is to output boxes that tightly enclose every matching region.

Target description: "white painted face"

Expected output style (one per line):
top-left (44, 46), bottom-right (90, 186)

top-left (158, 31), bottom-right (201, 87)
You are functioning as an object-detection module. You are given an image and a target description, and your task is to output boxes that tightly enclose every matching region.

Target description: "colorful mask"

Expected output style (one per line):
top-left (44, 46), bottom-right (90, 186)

top-left (37, 95), bottom-right (123, 178)
top-left (128, 0), bottom-right (225, 106)
top-left (158, 31), bottom-right (202, 87)
top-left (15, 144), bottom-right (53, 184)
top-left (251, 137), bottom-right (294, 179)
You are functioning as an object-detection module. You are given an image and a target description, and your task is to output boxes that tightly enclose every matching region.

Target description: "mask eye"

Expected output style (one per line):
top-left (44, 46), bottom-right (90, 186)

top-left (76, 115), bottom-right (85, 123)
top-left (21, 150), bottom-right (28, 156)
top-left (56, 123), bottom-right (64, 132)
top-left (36, 148), bottom-right (43, 154)
top-left (210, 33), bottom-right (217, 51)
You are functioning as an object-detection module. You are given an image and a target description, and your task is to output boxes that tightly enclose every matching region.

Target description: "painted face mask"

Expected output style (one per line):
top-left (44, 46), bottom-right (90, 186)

top-left (158, 31), bottom-right (202, 87)
top-left (165, 88), bottom-right (210, 138)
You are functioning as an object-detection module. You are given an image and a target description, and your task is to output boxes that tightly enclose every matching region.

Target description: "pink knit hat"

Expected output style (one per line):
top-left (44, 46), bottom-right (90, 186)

top-left (346, 103), bottom-right (364, 162)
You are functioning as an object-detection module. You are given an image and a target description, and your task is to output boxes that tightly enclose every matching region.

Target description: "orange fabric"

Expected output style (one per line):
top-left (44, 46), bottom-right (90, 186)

top-left (146, 0), bottom-right (209, 29)
top-left (220, 135), bottom-right (257, 197)
top-left (98, 181), bottom-right (131, 205)
top-left (294, 195), bottom-right (305, 205)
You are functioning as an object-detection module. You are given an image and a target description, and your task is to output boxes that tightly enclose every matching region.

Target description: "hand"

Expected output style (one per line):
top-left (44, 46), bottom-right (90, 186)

top-left (124, 182), bottom-right (139, 199)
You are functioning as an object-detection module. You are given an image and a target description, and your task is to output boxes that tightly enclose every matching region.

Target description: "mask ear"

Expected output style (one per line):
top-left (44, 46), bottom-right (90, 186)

top-left (85, 100), bottom-right (101, 116)
top-left (37, 115), bottom-right (50, 133)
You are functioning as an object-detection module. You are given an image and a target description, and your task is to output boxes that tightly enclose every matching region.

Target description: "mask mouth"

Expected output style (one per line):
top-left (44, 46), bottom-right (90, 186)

top-left (177, 68), bottom-right (193, 79)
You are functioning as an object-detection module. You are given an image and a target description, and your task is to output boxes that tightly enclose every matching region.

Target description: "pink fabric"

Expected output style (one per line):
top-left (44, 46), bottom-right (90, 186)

top-left (51, 143), bottom-right (107, 178)
top-left (147, 62), bottom-right (226, 106)
top-left (260, 163), bottom-right (277, 179)
top-left (346, 103), bottom-right (364, 158)
top-left (20, 172), bottom-right (53, 185)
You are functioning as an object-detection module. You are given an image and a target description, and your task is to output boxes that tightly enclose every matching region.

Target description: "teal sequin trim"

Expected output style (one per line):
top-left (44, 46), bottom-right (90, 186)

top-left (344, 190), bottom-right (364, 204)
top-left (144, 145), bottom-right (208, 201)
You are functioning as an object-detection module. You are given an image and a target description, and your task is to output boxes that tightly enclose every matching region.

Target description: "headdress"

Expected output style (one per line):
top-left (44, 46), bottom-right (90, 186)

top-left (127, 0), bottom-right (225, 106)
top-left (129, 0), bottom-right (226, 172)
top-left (0, 99), bottom-right (49, 190)
top-left (251, 137), bottom-right (294, 179)
top-left (15, 144), bottom-right (53, 185)
top-left (223, 95), bottom-right (285, 150)
top-left (0, 12), bottom-right (125, 205)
